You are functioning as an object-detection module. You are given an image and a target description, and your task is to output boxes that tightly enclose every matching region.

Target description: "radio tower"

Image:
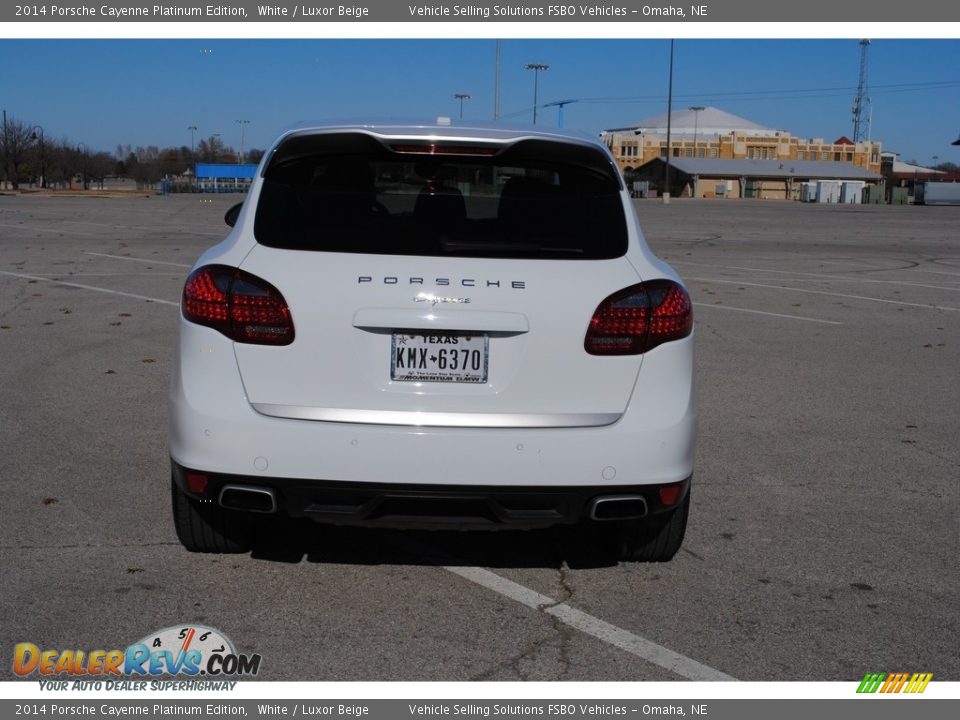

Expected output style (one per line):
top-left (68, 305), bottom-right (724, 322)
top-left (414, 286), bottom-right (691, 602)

top-left (852, 39), bottom-right (871, 142)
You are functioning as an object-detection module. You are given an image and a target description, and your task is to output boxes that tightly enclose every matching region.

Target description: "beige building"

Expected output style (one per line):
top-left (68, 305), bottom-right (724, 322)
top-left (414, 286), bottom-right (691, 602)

top-left (601, 107), bottom-right (882, 176)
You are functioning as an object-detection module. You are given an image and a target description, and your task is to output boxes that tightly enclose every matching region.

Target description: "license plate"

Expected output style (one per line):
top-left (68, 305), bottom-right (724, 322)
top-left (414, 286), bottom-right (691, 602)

top-left (391, 332), bottom-right (488, 383)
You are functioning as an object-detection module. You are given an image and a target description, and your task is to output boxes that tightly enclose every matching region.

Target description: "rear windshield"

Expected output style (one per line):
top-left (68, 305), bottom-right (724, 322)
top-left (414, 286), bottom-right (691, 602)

top-left (254, 133), bottom-right (627, 260)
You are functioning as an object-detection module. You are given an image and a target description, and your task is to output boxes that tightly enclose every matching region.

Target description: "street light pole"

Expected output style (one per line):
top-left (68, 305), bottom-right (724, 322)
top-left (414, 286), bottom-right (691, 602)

top-left (235, 120), bottom-right (250, 164)
top-left (525, 63), bottom-right (549, 125)
top-left (30, 125), bottom-right (45, 189)
top-left (689, 106), bottom-right (705, 158)
top-left (188, 125), bottom-right (198, 156)
top-left (76, 142), bottom-right (87, 190)
top-left (454, 93), bottom-right (471, 120)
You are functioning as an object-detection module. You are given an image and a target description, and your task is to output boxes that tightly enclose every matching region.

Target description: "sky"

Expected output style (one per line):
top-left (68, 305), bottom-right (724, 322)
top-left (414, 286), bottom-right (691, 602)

top-left (1, 38), bottom-right (958, 165)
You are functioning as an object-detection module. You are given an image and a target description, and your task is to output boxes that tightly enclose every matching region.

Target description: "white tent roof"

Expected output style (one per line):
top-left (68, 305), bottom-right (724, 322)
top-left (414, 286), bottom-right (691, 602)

top-left (892, 160), bottom-right (945, 174)
top-left (608, 106), bottom-right (783, 137)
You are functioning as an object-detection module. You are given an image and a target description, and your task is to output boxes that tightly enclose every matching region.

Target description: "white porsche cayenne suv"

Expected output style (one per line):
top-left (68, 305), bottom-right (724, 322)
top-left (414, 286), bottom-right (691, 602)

top-left (169, 121), bottom-right (696, 561)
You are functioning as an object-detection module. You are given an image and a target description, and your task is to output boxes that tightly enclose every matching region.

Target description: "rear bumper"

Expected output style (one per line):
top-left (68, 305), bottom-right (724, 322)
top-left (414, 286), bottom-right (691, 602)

top-left (168, 322), bottom-right (697, 489)
top-left (172, 461), bottom-right (690, 530)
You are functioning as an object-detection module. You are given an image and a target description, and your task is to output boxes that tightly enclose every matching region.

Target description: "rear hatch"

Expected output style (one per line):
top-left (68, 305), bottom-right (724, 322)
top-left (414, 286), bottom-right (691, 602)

top-left (233, 130), bottom-right (643, 427)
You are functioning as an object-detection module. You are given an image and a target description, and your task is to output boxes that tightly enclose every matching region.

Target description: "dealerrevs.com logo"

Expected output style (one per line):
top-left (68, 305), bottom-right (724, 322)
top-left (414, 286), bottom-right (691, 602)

top-left (13, 625), bottom-right (261, 683)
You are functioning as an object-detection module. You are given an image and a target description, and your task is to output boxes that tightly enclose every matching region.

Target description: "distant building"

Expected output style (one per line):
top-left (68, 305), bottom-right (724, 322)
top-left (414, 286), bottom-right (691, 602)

top-left (194, 163), bottom-right (258, 193)
top-left (601, 107), bottom-right (883, 198)
top-left (629, 157), bottom-right (878, 200)
top-left (881, 152), bottom-right (959, 202)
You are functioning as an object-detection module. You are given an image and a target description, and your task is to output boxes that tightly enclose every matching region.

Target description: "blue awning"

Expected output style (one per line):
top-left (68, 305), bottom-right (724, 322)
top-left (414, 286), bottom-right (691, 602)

top-left (195, 163), bottom-right (258, 179)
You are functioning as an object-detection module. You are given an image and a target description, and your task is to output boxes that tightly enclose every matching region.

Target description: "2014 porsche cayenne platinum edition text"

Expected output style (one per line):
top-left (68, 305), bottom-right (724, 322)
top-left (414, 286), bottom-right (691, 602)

top-left (169, 121), bottom-right (696, 561)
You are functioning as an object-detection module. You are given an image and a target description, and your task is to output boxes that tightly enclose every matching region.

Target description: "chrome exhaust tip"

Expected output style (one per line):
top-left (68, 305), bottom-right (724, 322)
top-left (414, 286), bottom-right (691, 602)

top-left (587, 495), bottom-right (648, 521)
top-left (218, 484), bottom-right (277, 514)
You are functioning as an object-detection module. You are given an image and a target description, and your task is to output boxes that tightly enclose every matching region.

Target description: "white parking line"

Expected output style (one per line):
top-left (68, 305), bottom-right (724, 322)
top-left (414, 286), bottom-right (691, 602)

top-left (721, 265), bottom-right (959, 292)
top-left (0, 270), bottom-right (178, 307)
top-left (25, 272), bottom-right (185, 277)
top-left (914, 268), bottom-right (960, 279)
top-left (693, 302), bottom-right (842, 325)
top-left (672, 259), bottom-right (959, 291)
top-left (72, 220), bottom-right (223, 237)
top-left (446, 566), bottom-right (735, 681)
top-left (686, 276), bottom-right (960, 313)
top-left (0, 222), bottom-right (104, 238)
top-left (84, 252), bottom-right (192, 268)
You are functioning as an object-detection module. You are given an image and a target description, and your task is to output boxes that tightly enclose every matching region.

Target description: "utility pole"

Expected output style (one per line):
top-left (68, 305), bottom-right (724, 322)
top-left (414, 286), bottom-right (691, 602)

top-left (494, 40), bottom-right (501, 121)
top-left (544, 100), bottom-right (578, 129)
top-left (664, 40), bottom-right (674, 204)
top-left (2, 110), bottom-right (8, 189)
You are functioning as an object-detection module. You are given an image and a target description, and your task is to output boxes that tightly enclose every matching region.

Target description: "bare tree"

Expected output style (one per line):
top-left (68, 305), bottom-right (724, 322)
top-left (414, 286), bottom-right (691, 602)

top-left (1, 115), bottom-right (35, 189)
top-left (87, 152), bottom-right (115, 189)
top-left (130, 146), bottom-right (161, 187)
top-left (159, 147), bottom-right (193, 177)
top-left (47, 138), bottom-right (78, 189)
top-left (197, 135), bottom-right (234, 163)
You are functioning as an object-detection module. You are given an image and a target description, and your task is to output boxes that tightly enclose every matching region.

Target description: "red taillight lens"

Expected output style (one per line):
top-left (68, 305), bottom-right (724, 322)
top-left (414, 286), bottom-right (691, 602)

top-left (585, 280), bottom-right (692, 355)
top-left (182, 265), bottom-right (294, 345)
top-left (186, 472), bottom-right (209, 495)
top-left (658, 482), bottom-right (683, 507)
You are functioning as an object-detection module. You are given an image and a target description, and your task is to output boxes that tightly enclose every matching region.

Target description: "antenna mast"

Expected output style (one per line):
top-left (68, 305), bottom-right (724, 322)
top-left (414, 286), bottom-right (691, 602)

top-left (852, 39), bottom-right (871, 142)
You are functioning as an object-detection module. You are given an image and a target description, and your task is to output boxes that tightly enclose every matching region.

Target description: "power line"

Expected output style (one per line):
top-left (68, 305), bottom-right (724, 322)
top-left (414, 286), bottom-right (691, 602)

top-left (494, 79), bottom-right (960, 128)
top-left (563, 80), bottom-right (960, 106)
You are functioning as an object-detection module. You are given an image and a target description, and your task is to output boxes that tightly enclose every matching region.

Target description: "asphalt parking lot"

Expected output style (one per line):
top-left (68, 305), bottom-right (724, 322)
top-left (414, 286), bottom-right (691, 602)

top-left (1, 193), bottom-right (957, 682)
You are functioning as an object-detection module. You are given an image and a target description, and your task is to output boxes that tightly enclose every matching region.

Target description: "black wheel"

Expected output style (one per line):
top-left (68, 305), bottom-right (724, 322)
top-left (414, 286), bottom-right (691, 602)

top-left (615, 490), bottom-right (690, 562)
top-left (171, 476), bottom-right (254, 554)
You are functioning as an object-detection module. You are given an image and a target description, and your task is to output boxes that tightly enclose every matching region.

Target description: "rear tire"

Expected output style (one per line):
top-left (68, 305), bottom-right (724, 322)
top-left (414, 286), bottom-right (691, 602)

top-left (171, 477), bottom-right (254, 553)
top-left (615, 490), bottom-right (690, 562)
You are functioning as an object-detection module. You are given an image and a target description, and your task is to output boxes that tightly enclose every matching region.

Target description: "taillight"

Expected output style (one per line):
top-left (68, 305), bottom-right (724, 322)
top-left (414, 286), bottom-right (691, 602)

top-left (585, 280), bottom-right (692, 355)
top-left (182, 265), bottom-right (294, 345)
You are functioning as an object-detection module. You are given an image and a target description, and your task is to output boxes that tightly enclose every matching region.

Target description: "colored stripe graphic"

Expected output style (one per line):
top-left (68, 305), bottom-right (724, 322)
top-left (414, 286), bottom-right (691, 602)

top-left (857, 673), bottom-right (885, 693)
top-left (857, 672), bottom-right (932, 693)
top-left (905, 673), bottom-right (933, 693)
top-left (881, 672), bottom-right (909, 693)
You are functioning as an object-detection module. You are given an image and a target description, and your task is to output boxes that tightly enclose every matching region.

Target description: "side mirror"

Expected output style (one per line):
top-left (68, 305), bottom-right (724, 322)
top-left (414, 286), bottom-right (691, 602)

top-left (224, 202), bottom-right (243, 228)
